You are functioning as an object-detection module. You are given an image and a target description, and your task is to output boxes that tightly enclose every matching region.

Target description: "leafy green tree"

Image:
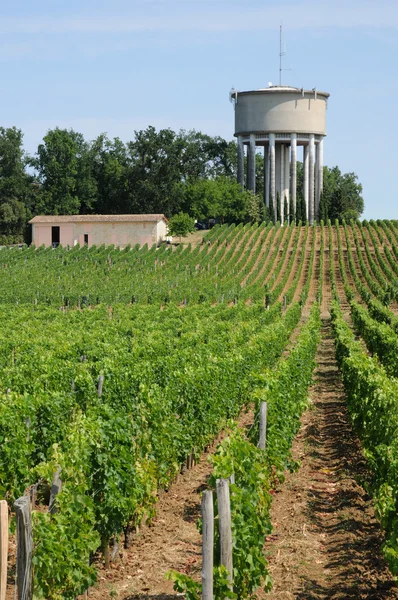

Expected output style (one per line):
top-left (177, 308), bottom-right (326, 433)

top-left (126, 127), bottom-right (185, 216)
top-left (183, 177), bottom-right (251, 224)
top-left (178, 130), bottom-right (237, 180)
top-left (283, 195), bottom-right (287, 224)
top-left (0, 127), bottom-right (29, 198)
top-left (269, 199), bottom-right (275, 224)
top-left (0, 127), bottom-right (37, 242)
top-left (276, 192), bottom-right (281, 223)
top-left (0, 199), bottom-right (27, 235)
top-left (125, 127), bottom-right (238, 217)
top-left (319, 191), bottom-right (328, 223)
top-left (246, 191), bottom-right (264, 224)
top-left (89, 134), bottom-right (129, 214)
top-left (296, 161), bottom-right (363, 222)
top-left (0, 123), bottom-right (364, 237)
top-left (255, 151), bottom-right (264, 196)
top-left (297, 195), bottom-right (306, 224)
top-left (322, 167), bottom-right (364, 221)
top-left (167, 212), bottom-right (195, 242)
top-left (31, 128), bottom-right (96, 215)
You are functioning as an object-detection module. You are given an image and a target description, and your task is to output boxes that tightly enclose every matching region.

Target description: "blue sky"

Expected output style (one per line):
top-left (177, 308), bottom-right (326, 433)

top-left (1, 0), bottom-right (397, 219)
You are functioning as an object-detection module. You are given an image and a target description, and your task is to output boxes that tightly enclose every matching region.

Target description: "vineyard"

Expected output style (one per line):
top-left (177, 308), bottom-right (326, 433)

top-left (2, 219), bottom-right (398, 599)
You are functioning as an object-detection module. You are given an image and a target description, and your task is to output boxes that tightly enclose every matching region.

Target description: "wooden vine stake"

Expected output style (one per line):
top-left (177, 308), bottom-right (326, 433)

top-left (216, 478), bottom-right (233, 590)
top-left (258, 401), bottom-right (268, 450)
top-left (14, 496), bottom-right (33, 600)
top-left (0, 500), bottom-right (8, 600)
top-left (49, 468), bottom-right (62, 514)
top-left (201, 491), bottom-right (214, 600)
top-left (97, 375), bottom-right (104, 398)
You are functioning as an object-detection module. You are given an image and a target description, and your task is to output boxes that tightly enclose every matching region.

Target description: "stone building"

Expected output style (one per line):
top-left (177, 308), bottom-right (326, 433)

top-left (29, 214), bottom-right (168, 248)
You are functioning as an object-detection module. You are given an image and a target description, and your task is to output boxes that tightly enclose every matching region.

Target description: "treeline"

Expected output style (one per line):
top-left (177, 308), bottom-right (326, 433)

top-left (0, 125), bottom-right (364, 244)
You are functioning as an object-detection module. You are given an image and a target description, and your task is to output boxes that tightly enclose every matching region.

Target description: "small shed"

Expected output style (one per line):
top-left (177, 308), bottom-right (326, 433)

top-left (29, 214), bottom-right (168, 249)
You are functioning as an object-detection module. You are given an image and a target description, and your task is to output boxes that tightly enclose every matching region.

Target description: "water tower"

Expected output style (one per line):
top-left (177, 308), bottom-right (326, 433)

top-left (230, 85), bottom-right (330, 224)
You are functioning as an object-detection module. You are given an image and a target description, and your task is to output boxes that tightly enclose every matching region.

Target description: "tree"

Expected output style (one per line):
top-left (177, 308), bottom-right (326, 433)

top-left (297, 195), bottom-right (306, 224)
top-left (322, 166), bottom-right (364, 221)
top-left (319, 191), bottom-right (328, 223)
top-left (183, 177), bottom-right (252, 224)
top-left (246, 191), bottom-right (264, 224)
top-left (126, 127), bottom-right (185, 216)
top-left (0, 199), bottom-right (27, 242)
top-left (0, 127), bottom-right (37, 242)
top-left (276, 192), bottom-right (281, 223)
top-left (167, 212), bottom-right (195, 242)
top-left (89, 134), bottom-right (129, 214)
top-left (30, 128), bottom-right (96, 215)
top-left (177, 130), bottom-right (237, 180)
top-left (268, 199), bottom-right (275, 224)
top-left (296, 161), bottom-right (364, 222)
top-left (126, 127), bottom-right (239, 217)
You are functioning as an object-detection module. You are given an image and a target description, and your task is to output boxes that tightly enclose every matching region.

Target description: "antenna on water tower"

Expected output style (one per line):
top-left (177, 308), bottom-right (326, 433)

top-left (279, 23), bottom-right (291, 85)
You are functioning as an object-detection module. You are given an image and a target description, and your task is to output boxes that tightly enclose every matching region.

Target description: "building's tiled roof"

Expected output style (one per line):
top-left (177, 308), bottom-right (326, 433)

top-left (29, 214), bottom-right (168, 224)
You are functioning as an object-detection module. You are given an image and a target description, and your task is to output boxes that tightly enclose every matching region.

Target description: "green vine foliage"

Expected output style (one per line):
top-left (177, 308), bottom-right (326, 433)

top-left (167, 565), bottom-right (235, 600)
top-left (210, 428), bottom-right (273, 597)
top-left (33, 415), bottom-right (100, 599)
top-left (0, 222), bottom-right (328, 596)
top-left (0, 298), bottom-right (300, 596)
top-left (350, 299), bottom-right (398, 377)
top-left (0, 391), bottom-right (34, 502)
top-left (331, 299), bottom-right (398, 573)
top-left (249, 303), bottom-right (321, 478)
top-left (169, 303), bottom-right (321, 599)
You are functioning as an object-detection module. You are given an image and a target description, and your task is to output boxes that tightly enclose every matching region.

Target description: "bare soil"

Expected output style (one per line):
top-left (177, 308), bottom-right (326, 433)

top-left (178, 231), bottom-right (206, 247)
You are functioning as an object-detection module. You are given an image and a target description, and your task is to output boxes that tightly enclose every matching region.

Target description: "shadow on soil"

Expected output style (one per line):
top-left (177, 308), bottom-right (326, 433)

top-left (124, 593), bottom-right (176, 600)
top-left (183, 501), bottom-right (201, 523)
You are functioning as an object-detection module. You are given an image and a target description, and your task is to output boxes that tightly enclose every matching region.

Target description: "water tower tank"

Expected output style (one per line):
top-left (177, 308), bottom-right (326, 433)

top-left (231, 85), bottom-right (330, 225)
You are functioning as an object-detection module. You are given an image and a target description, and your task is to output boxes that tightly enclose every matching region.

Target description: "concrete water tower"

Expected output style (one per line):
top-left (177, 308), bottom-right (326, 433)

top-left (230, 85), bottom-right (330, 224)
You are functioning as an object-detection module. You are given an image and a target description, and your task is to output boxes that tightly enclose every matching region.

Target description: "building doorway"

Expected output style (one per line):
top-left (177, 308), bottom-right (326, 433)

top-left (52, 226), bottom-right (60, 247)
top-left (84, 234), bottom-right (89, 245)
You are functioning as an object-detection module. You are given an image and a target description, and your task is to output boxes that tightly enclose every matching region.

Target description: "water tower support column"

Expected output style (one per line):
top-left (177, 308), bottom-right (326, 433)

top-left (284, 145), bottom-right (290, 222)
top-left (280, 144), bottom-right (285, 224)
top-left (237, 136), bottom-right (244, 188)
top-left (315, 138), bottom-right (324, 220)
top-left (275, 143), bottom-right (282, 220)
top-left (309, 134), bottom-right (315, 225)
top-left (248, 134), bottom-right (256, 192)
top-left (290, 134), bottom-right (297, 220)
top-left (304, 145), bottom-right (309, 222)
top-left (264, 145), bottom-right (269, 208)
top-left (269, 134), bottom-right (276, 218)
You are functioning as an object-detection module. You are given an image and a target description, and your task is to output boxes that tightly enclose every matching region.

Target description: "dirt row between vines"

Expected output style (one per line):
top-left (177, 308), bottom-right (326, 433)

top-left (263, 319), bottom-right (398, 599)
